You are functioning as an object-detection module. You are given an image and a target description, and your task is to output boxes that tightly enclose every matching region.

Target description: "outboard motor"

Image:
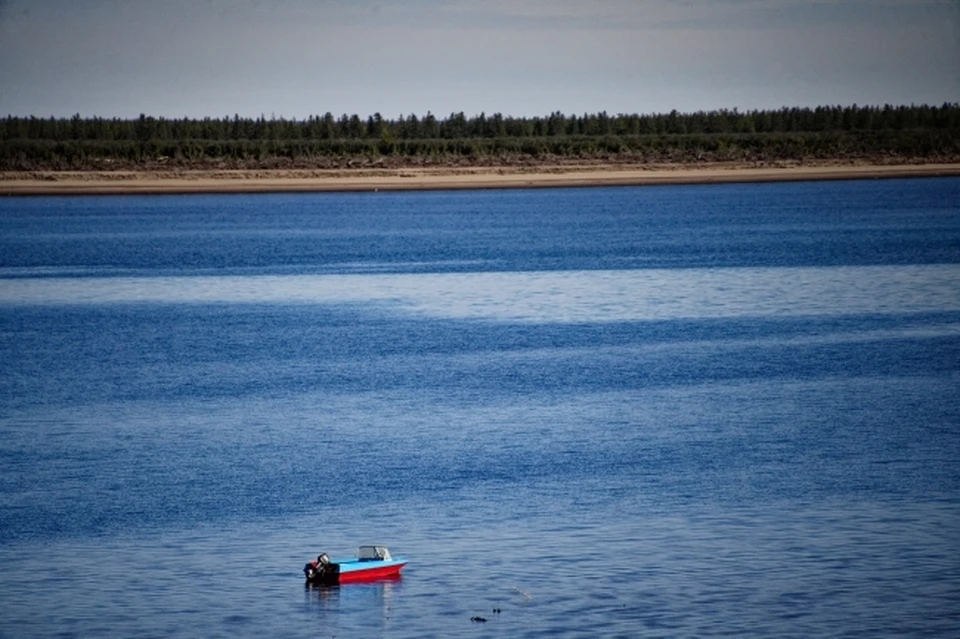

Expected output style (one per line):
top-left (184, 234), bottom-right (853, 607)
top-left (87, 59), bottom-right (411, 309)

top-left (304, 553), bottom-right (340, 585)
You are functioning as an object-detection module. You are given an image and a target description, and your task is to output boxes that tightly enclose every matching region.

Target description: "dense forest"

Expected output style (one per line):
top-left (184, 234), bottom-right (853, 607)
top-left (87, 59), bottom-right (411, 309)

top-left (2, 103), bottom-right (958, 171)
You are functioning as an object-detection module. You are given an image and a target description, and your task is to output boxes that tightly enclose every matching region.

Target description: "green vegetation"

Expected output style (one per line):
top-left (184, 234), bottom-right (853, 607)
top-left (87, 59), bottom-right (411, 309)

top-left (2, 104), bottom-right (958, 170)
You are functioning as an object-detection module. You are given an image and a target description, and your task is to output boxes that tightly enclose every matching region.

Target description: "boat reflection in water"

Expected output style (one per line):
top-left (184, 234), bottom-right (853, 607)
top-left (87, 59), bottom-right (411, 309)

top-left (305, 573), bottom-right (403, 633)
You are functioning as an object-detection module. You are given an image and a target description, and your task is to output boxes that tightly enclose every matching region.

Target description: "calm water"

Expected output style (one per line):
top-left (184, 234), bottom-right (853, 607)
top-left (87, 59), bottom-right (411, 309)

top-left (2, 179), bottom-right (959, 638)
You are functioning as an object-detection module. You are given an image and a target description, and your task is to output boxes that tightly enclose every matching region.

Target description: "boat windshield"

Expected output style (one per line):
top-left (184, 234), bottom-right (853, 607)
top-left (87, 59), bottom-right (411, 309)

top-left (357, 545), bottom-right (391, 561)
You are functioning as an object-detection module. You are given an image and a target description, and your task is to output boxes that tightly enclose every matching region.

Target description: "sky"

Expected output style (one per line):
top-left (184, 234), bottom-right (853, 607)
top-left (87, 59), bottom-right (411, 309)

top-left (0, 0), bottom-right (958, 120)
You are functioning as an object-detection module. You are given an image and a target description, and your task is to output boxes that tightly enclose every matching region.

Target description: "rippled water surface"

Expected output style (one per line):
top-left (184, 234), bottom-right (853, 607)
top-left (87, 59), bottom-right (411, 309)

top-left (2, 179), bottom-right (960, 637)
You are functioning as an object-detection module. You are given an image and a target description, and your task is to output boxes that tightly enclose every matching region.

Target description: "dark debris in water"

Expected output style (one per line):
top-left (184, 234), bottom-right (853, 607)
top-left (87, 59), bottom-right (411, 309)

top-left (471, 608), bottom-right (503, 623)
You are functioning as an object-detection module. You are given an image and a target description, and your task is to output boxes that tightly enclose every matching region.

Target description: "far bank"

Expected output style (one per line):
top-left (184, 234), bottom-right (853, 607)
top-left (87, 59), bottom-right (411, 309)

top-left (2, 162), bottom-right (959, 196)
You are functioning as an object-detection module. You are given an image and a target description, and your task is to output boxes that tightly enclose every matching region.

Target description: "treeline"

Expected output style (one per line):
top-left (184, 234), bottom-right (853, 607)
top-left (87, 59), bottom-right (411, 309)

top-left (2, 103), bottom-right (958, 170)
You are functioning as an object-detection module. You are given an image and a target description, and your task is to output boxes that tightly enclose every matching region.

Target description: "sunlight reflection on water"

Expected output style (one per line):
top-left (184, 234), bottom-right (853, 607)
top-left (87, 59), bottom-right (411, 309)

top-left (3, 264), bottom-right (960, 322)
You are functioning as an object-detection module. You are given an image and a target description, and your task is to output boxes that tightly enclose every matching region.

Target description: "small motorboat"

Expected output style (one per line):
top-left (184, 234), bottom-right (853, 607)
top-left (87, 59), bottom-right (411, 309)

top-left (304, 545), bottom-right (407, 585)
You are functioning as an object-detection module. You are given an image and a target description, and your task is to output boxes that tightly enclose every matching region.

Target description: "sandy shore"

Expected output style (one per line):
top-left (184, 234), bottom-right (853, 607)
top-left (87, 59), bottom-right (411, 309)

top-left (2, 163), bottom-right (959, 196)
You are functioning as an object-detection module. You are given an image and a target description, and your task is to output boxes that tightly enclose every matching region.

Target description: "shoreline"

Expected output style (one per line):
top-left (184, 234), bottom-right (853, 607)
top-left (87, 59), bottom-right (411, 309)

top-left (2, 162), bottom-right (959, 196)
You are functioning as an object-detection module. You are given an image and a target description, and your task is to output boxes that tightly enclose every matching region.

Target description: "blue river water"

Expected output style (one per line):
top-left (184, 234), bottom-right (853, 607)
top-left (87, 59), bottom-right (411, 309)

top-left (1, 178), bottom-right (959, 637)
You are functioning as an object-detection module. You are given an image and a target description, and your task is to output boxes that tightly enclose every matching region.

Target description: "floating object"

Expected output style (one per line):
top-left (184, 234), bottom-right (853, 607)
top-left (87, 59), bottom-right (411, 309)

top-left (512, 585), bottom-right (532, 601)
top-left (303, 545), bottom-right (407, 585)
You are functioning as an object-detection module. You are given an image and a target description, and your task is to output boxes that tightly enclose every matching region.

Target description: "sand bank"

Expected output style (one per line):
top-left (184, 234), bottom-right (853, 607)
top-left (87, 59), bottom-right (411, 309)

top-left (2, 163), bottom-right (959, 196)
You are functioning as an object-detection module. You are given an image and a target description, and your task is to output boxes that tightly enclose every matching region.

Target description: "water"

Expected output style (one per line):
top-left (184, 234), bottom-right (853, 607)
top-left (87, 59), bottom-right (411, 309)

top-left (1, 179), bottom-right (959, 637)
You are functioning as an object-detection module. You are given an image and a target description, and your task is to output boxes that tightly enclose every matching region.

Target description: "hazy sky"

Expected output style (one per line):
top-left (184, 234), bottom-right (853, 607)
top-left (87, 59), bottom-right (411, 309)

top-left (1, 0), bottom-right (958, 119)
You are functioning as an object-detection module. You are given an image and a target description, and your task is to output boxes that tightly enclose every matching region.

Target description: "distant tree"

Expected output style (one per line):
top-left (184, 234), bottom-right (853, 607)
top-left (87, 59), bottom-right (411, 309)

top-left (422, 111), bottom-right (439, 138)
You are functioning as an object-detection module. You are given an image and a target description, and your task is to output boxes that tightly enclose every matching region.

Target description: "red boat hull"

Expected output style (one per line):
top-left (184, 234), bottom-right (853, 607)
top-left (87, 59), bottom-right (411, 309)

top-left (338, 562), bottom-right (406, 583)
